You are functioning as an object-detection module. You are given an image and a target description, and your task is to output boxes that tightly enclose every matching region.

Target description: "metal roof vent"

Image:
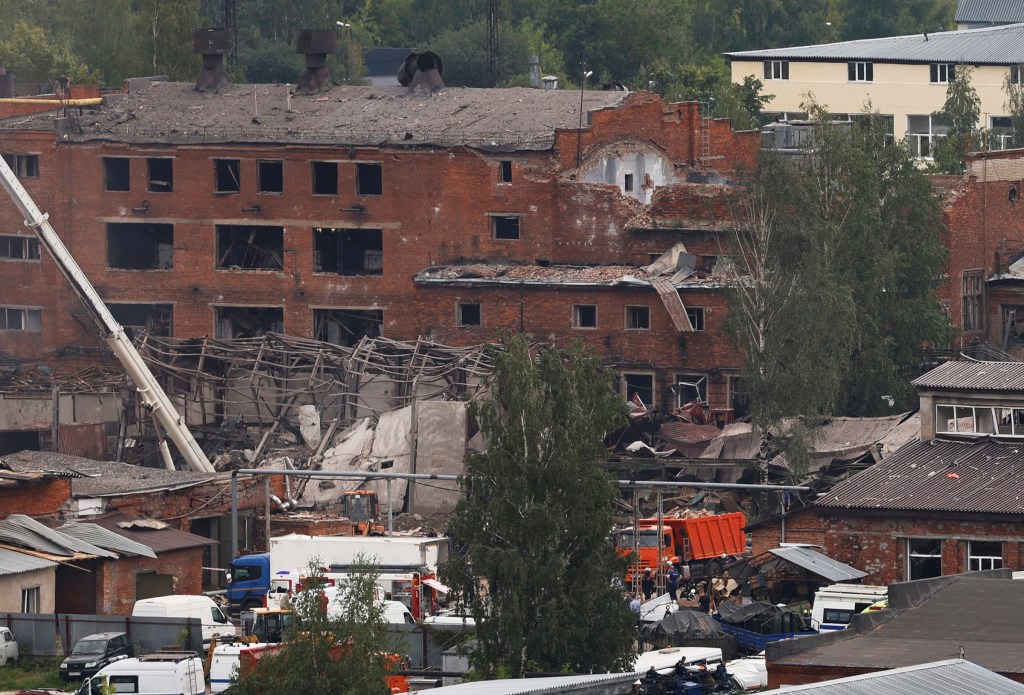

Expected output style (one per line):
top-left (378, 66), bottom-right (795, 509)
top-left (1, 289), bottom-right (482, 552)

top-left (193, 29), bottom-right (231, 92)
top-left (397, 51), bottom-right (445, 92)
top-left (295, 29), bottom-right (337, 95)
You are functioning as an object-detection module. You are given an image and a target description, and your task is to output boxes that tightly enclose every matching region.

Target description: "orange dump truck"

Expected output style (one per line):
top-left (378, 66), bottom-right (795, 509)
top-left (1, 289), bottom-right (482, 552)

top-left (616, 512), bottom-right (746, 583)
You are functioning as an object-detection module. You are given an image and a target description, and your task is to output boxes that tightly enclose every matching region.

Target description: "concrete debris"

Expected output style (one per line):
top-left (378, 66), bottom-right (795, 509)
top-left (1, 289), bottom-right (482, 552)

top-left (297, 405), bottom-right (321, 448)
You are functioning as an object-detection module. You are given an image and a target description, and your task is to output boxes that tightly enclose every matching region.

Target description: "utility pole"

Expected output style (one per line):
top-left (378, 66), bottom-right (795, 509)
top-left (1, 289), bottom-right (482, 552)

top-left (223, 0), bottom-right (238, 66)
top-left (488, 0), bottom-right (499, 87)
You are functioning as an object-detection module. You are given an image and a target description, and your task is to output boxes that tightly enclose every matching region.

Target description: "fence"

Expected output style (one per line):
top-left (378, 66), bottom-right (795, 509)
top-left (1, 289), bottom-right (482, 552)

top-left (0, 612), bottom-right (202, 658)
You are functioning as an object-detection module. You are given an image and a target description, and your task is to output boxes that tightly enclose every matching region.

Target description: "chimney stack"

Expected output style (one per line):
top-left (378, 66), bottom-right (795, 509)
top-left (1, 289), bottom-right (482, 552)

top-left (529, 55), bottom-right (539, 88)
top-left (295, 29), bottom-right (337, 95)
top-left (396, 52), bottom-right (445, 92)
top-left (193, 28), bottom-right (231, 92)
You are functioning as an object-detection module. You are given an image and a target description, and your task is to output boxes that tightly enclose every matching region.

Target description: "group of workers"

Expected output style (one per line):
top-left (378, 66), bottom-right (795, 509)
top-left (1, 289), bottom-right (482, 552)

top-left (629, 556), bottom-right (715, 616)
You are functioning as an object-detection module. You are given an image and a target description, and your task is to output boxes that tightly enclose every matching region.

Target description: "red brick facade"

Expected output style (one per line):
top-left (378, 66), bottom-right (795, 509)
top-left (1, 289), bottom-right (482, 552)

top-left (93, 547), bottom-right (203, 616)
top-left (0, 478), bottom-right (71, 517)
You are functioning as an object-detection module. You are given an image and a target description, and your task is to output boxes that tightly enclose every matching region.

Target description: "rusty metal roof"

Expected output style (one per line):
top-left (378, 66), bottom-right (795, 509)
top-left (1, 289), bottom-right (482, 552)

top-left (658, 422), bottom-right (724, 447)
top-left (2, 82), bottom-right (629, 152)
top-left (912, 360), bottom-right (1024, 390)
top-left (817, 438), bottom-right (1024, 514)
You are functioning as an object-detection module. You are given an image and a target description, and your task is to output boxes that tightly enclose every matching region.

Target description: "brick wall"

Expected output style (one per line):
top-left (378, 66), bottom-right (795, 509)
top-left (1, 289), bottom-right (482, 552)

top-left (0, 479), bottom-right (71, 518)
top-left (95, 547), bottom-right (203, 615)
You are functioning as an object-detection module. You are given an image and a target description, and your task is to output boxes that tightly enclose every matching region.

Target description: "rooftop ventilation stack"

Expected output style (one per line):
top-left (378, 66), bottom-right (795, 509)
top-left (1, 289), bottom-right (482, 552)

top-left (193, 28), bottom-right (231, 92)
top-left (295, 29), bottom-right (337, 95)
top-left (397, 52), bottom-right (445, 92)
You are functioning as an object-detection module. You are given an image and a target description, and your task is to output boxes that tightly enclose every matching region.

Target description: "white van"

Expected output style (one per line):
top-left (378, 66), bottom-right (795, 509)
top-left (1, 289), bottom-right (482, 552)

top-left (810, 584), bottom-right (888, 631)
top-left (78, 653), bottom-right (203, 695)
top-left (132, 594), bottom-right (232, 647)
top-left (209, 642), bottom-right (282, 693)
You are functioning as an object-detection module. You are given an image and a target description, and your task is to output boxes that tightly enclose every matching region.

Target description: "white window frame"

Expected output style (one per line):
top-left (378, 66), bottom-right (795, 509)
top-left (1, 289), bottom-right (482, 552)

top-left (968, 540), bottom-right (1003, 571)
top-left (675, 373), bottom-right (707, 408)
top-left (990, 115), bottom-right (1015, 150)
top-left (930, 63), bottom-right (954, 84)
top-left (907, 115), bottom-right (949, 159)
top-left (848, 61), bottom-right (873, 82)
top-left (763, 60), bottom-right (789, 80)
top-left (907, 538), bottom-right (942, 580)
top-left (0, 306), bottom-right (42, 331)
top-left (686, 306), bottom-right (705, 331)
top-left (934, 403), bottom-right (998, 436)
top-left (1012, 65), bottom-right (1023, 85)
top-left (21, 586), bottom-right (40, 613)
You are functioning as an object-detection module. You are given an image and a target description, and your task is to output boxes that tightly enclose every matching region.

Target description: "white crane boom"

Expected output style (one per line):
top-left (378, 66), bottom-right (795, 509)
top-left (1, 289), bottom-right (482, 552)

top-left (0, 156), bottom-right (215, 473)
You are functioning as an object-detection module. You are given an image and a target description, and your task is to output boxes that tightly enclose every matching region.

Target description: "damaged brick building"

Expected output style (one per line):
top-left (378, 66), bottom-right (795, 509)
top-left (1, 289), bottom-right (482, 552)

top-left (0, 48), bottom-right (759, 423)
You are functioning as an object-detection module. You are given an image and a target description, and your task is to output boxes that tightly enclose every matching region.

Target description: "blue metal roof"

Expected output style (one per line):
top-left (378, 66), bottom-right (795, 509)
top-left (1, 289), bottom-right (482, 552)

top-left (725, 22), bottom-right (1024, 64)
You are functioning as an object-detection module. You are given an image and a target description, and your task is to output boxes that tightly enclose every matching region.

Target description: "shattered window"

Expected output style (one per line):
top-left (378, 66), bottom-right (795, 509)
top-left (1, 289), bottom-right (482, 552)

top-left (0, 307), bottom-right (41, 331)
top-left (313, 227), bottom-right (383, 275)
top-left (962, 270), bottom-right (983, 332)
top-left (2, 153), bottom-right (39, 178)
top-left (312, 161), bottom-right (338, 195)
top-left (216, 225), bottom-right (284, 270)
top-left (625, 306), bottom-right (649, 330)
top-left (969, 541), bottom-right (1003, 571)
top-left (215, 158), bottom-right (241, 193)
top-left (686, 307), bottom-right (705, 331)
top-left (107, 223), bottom-right (174, 270)
top-left (458, 303), bottom-right (481, 327)
top-left (676, 373), bottom-right (707, 407)
top-left (104, 157), bottom-right (130, 191)
top-left (499, 160), bottom-right (512, 184)
top-left (259, 160), bottom-right (284, 193)
top-left (356, 163), bottom-right (382, 196)
top-left (147, 158), bottom-right (173, 192)
top-left (216, 306), bottom-right (283, 339)
top-left (572, 304), bottom-right (597, 329)
top-left (623, 373), bottom-right (655, 409)
top-left (907, 538), bottom-right (942, 580)
top-left (0, 235), bottom-right (40, 261)
top-left (108, 303), bottom-right (172, 340)
top-left (313, 308), bottom-right (383, 347)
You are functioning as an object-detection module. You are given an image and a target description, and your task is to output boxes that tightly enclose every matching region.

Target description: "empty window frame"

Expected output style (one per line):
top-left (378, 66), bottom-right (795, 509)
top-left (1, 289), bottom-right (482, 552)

top-left (935, 404), bottom-right (997, 436)
top-left (2, 153), bottom-right (39, 178)
top-left (214, 158), bottom-right (241, 193)
top-left (930, 63), bottom-right (954, 84)
top-left (103, 157), bottom-right (131, 191)
top-left (624, 173), bottom-right (634, 192)
top-left (0, 306), bottom-right (41, 331)
top-left (763, 60), bottom-right (789, 80)
top-left (147, 158), bottom-right (173, 192)
top-left (356, 163), bottom-right (382, 196)
top-left (848, 61), bottom-right (873, 82)
top-left (572, 304), bottom-right (597, 329)
top-left (962, 269), bottom-right (983, 332)
top-left (313, 227), bottom-right (383, 275)
top-left (258, 160), bottom-right (284, 193)
top-left (968, 540), bottom-right (1003, 571)
top-left (107, 303), bottom-right (172, 340)
top-left (676, 373), bottom-right (707, 407)
top-left (313, 308), bottom-right (384, 347)
top-left (107, 223), bottom-right (174, 270)
top-left (728, 375), bottom-right (751, 418)
top-left (686, 306), bottom-right (705, 331)
top-left (215, 306), bottom-right (283, 339)
top-left (907, 538), bottom-right (942, 580)
top-left (990, 116), bottom-right (1015, 150)
top-left (1002, 305), bottom-right (1024, 347)
top-left (0, 235), bottom-right (40, 260)
top-left (625, 305), bottom-right (650, 330)
top-left (996, 406), bottom-right (1024, 436)
top-left (623, 373), bottom-right (655, 410)
top-left (490, 214), bottom-right (521, 240)
top-left (312, 161), bottom-right (338, 195)
top-left (20, 586), bottom-right (40, 613)
top-left (216, 225), bottom-right (284, 270)
top-left (1013, 65), bottom-right (1024, 85)
top-left (499, 160), bottom-right (512, 184)
top-left (457, 302), bottom-right (481, 327)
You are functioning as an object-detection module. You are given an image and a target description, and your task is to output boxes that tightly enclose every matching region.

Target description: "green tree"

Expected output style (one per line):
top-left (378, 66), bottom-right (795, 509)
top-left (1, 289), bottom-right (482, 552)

top-left (441, 335), bottom-right (635, 678)
top-left (232, 559), bottom-right (396, 695)
top-left (0, 22), bottom-right (99, 85)
top-left (428, 18), bottom-right (564, 88)
top-left (931, 64), bottom-right (981, 173)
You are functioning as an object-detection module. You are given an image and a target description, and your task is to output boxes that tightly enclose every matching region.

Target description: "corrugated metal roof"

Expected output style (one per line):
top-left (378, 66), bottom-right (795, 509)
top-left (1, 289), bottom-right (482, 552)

top-left (90, 515), bottom-right (216, 554)
top-left (58, 522), bottom-right (157, 559)
top-left (817, 439), bottom-right (1024, 513)
top-left (420, 673), bottom-right (643, 694)
top-left (0, 546), bottom-right (57, 576)
top-left (912, 360), bottom-right (1024, 390)
top-left (0, 514), bottom-right (117, 558)
top-left (767, 546), bottom-right (867, 582)
top-left (957, 0), bottom-right (1024, 23)
top-left (725, 22), bottom-right (1024, 63)
top-left (758, 659), bottom-right (1024, 694)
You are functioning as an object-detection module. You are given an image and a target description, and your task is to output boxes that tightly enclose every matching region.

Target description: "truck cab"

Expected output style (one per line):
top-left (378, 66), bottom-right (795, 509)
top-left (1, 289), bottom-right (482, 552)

top-left (227, 553), bottom-right (270, 613)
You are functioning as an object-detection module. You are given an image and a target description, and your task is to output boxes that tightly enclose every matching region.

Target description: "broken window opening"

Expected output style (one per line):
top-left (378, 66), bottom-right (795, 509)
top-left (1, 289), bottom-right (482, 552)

top-left (2, 153), bottom-right (39, 178)
top-left (215, 158), bottom-right (241, 193)
top-left (313, 227), bottom-right (383, 275)
top-left (499, 160), bottom-right (512, 184)
top-left (491, 214), bottom-right (521, 240)
top-left (622, 373), bottom-right (655, 410)
top-left (686, 307), bottom-right (705, 331)
top-left (0, 306), bottom-right (41, 331)
top-left (676, 373), bottom-right (707, 407)
top-left (968, 540), bottom-right (1003, 571)
top-left (103, 157), bottom-right (131, 191)
top-left (458, 302), bottom-right (481, 327)
top-left (962, 269), bottom-right (983, 332)
top-left (258, 160), bottom-right (284, 193)
top-left (1001, 305), bottom-right (1024, 349)
top-left (313, 308), bottom-right (384, 347)
top-left (625, 305), bottom-right (649, 330)
top-left (572, 304), bottom-right (597, 329)
top-left (107, 223), bottom-right (174, 270)
top-left (215, 306), bottom-right (283, 339)
top-left (108, 303), bottom-right (172, 340)
top-left (147, 158), bottom-right (173, 193)
top-left (624, 173), bottom-right (634, 192)
top-left (356, 163), bottom-right (383, 196)
top-left (312, 161), bottom-right (338, 195)
top-left (907, 538), bottom-right (942, 580)
top-left (0, 235), bottom-right (40, 261)
top-left (216, 225), bottom-right (284, 271)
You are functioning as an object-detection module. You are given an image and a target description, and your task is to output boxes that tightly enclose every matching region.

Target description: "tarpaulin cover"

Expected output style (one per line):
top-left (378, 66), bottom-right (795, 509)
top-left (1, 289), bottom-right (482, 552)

top-left (640, 609), bottom-right (727, 642)
top-left (717, 601), bottom-right (784, 625)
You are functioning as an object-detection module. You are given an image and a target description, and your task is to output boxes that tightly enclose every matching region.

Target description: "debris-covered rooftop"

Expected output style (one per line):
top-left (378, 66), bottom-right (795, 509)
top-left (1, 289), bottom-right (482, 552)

top-left (2, 82), bottom-right (629, 151)
top-left (413, 261), bottom-right (731, 287)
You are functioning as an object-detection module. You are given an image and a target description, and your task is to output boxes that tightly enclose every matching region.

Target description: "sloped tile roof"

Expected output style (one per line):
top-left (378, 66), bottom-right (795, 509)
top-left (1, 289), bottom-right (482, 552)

top-left (912, 360), bottom-right (1024, 390)
top-left (725, 22), bottom-right (1024, 64)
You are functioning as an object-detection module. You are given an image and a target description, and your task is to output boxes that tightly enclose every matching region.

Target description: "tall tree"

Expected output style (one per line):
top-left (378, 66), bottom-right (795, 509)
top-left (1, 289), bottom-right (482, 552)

top-left (441, 335), bottom-right (635, 678)
top-left (0, 22), bottom-right (99, 84)
top-left (932, 65), bottom-right (981, 174)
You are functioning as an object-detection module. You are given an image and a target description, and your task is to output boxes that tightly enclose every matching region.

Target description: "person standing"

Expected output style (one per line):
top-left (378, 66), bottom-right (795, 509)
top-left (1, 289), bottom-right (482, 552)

top-left (667, 565), bottom-right (680, 601)
top-left (641, 568), bottom-right (655, 600)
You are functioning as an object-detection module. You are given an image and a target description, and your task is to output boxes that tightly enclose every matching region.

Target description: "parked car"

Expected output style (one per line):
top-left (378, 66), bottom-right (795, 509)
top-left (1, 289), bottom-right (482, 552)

top-left (60, 632), bottom-right (133, 682)
top-left (0, 626), bottom-right (18, 666)
top-left (132, 594), bottom-right (233, 648)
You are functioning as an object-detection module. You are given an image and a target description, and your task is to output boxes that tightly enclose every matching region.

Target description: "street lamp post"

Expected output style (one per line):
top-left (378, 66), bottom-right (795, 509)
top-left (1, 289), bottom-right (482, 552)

top-left (336, 20), bottom-right (354, 83)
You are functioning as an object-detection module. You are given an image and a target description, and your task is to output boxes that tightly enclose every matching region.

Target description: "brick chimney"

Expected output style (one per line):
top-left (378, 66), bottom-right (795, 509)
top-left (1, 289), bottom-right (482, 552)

top-left (193, 28), bottom-right (231, 92)
top-left (294, 29), bottom-right (337, 95)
